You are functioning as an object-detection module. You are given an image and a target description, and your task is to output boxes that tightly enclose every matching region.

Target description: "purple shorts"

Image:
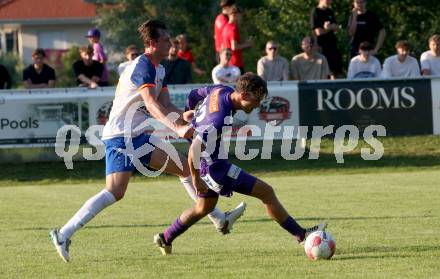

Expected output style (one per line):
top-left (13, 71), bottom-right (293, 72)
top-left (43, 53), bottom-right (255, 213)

top-left (198, 160), bottom-right (257, 198)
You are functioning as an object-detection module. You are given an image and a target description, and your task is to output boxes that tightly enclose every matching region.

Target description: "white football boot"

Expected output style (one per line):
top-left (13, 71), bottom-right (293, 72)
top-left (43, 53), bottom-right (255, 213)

top-left (216, 202), bottom-right (247, 235)
top-left (49, 229), bottom-right (71, 262)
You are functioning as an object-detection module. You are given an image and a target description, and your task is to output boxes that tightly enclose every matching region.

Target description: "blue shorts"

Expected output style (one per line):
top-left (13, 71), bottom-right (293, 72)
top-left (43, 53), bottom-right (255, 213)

top-left (198, 160), bottom-right (257, 198)
top-left (103, 133), bottom-right (154, 176)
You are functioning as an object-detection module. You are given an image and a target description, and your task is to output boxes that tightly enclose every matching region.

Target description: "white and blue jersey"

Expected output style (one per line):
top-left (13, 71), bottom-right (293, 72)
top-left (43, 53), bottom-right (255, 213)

top-left (102, 54), bottom-right (166, 175)
top-left (102, 54), bottom-right (167, 140)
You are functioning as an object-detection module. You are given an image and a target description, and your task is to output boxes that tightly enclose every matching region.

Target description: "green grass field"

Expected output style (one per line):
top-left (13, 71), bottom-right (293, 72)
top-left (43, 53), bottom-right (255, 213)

top-left (1, 136), bottom-right (440, 278)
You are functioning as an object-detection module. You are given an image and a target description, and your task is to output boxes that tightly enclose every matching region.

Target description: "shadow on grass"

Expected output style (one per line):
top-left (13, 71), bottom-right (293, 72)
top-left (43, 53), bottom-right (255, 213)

top-left (3, 153), bottom-right (440, 185)
top-left (18, 215), bottom-right (435, 232)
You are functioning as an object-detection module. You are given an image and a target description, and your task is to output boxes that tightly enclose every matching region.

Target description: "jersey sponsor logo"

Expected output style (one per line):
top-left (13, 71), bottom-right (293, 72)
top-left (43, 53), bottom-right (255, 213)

top-left (259, 96), bottom-right (291, 125)
top-left (209, 90), bottom-right (220, 113)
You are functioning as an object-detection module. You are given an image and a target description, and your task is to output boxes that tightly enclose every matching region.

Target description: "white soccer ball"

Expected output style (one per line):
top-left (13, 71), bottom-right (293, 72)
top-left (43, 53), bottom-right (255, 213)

top-left (304, 230), bottom-right (336, 260)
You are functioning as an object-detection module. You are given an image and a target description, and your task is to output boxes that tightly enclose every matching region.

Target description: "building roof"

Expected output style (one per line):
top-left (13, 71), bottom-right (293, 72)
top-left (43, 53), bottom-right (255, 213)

top-left (0, 0), bottom-right (97, 23)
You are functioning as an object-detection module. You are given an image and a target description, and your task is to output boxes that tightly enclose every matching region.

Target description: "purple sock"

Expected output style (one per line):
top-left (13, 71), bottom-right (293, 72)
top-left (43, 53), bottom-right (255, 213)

top-left (163, 218), bottom-right (189, 245)
top-left (280, 216), bottom-right (306, 241)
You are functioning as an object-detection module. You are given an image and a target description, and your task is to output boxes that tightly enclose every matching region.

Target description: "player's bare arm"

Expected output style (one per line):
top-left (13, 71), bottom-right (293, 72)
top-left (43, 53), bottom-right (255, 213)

top-left (140, 86), bottom-right (193, 138)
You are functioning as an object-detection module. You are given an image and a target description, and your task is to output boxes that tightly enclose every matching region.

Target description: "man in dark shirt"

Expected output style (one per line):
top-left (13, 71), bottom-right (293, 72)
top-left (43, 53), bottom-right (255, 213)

top-left (73, 45), bottom-right (104, 88)
top-left (311, 0), bottom-right (343, 78)
top-left (23, 48), bottom-right (56, 89)
top-left (348, 0), bottom-right (385, 58)
top-left (161, 38), bottom-right (192, 84)
top-left (0, 64), bottom-right (12, 89)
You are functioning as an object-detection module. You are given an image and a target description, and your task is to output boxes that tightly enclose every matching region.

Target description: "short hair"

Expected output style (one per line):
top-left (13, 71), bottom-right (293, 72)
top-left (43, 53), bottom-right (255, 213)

top-left (236, 72), bottom-right (268, 99)
top-left (228, 4), bottom-right (242, 15)
top-left (125, 44), bottom-right (138, 55)
top-left (220, 0), bottom-right (235, 8)
top-left (395, 40), bottom-right (410, 50)
top-left (359, 41), bottom-right (373, 50)
top-left (32, 48), bottom-right (46, 58)
top-left (302, 36), bottom-right (314, 46)
top-left (138, 19), bottom-right (167, 47)
top-left (429, 34), bottom-right (440, 44)
top-left (79, 45), bottom-right (94, 55)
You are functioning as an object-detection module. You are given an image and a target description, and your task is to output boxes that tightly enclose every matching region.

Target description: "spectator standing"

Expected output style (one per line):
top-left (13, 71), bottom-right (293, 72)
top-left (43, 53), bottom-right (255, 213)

top-left (382, 41), bottom-right (420, 78)
top-left (176, 34), bottom-right (205, 76)
top-left (291, 36), bottom-right (330, 80)
top-left (0, 64), bottom-right (12, 89)
top-left (118, 45), bottom-right (139, 75)
top-left (212, 48), bottom-right (241, 84)
top-left (221, 5), bottom-right (252, 73)
top-left (311, 0), bottom-right (343, 78)
top-left (421, 35), bottom-right (440, 76)
top-left (347, 41), bottom-right (381, 79)
top-left (347, 0), bottom-right (385, 58)
top-left (161, 38), bottom-right (192, 84)
top-left (86, 28), bottom-right (109, 86)
top-left (257, 41), bottom-right (289, 81)
top-left (23, 48), bottom-right (56, 89)
top-left (73, 45), bottom-right (104, 88)
top-left (214, 0), bottom-right (235, 58)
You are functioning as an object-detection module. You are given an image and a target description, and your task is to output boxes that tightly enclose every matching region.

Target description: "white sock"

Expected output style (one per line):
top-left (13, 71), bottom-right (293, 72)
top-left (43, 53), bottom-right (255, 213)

top-left (59, 189), bottom-right (116, 240)
top-left (179, 176), bottom-right (225, 227)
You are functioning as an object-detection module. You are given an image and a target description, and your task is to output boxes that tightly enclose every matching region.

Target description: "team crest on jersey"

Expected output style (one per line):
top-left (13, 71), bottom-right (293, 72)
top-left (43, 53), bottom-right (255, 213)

top-left (209, 91), bottom-right (220, 113)
top-left (259, 96), bottom-right (291, 125)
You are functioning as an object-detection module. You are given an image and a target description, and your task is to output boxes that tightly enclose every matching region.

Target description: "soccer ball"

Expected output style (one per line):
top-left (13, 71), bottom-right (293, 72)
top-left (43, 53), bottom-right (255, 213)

top-left (304, 231), bottom-right (336, 260)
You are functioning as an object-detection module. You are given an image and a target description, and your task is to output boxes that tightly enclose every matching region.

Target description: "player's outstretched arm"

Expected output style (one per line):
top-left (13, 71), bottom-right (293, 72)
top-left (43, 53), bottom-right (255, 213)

top-left (140, 87), bottom-right (193, 138)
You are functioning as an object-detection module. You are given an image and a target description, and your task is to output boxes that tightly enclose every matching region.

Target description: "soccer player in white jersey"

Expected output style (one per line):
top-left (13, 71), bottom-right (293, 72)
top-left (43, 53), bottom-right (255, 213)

top-left (49, 20), bottom-right (246, 263)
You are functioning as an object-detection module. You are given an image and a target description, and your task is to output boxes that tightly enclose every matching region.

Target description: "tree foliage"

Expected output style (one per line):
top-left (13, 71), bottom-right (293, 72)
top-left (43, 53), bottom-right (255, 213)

top-left (93, 0), bottom-right (440, 79)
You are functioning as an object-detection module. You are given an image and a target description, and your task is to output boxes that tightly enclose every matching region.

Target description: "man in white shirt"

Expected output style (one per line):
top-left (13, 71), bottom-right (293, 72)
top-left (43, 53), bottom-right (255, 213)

top-left (257, 40), bottom-right (289, 81)
top-left (347, 41), bottom-right (381, 79)
top-left (382, 40), bottom-right (420, 78)
top-left (212, 48), bottom-right (241, 84)
top-left (290, 36), bottom-right (330, 80)
top-left (421, 34), bottom-right (440, 76)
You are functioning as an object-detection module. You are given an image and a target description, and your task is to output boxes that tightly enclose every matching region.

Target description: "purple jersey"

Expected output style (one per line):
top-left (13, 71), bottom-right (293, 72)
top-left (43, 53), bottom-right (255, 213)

top-left (185, 85), bottom-right (234, 111)
top-left (192, 85), bottom-right (257, 197)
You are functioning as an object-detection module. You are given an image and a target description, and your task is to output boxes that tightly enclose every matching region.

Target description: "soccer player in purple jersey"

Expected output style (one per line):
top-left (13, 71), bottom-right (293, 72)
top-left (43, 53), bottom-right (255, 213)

top-left (154, 73), bottom-right (327, 255)
top-left (49, 20), bottom-right (245, 263)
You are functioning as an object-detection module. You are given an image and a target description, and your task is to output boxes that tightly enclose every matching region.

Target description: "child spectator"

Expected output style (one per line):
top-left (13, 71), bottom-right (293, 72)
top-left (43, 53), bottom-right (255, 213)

top-left (86, 28), bottom-right (109, 86)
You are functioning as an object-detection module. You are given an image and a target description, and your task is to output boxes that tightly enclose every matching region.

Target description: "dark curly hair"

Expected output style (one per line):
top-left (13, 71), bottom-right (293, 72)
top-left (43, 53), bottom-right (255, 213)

top-left (236, 72), bottom-right (268, 99)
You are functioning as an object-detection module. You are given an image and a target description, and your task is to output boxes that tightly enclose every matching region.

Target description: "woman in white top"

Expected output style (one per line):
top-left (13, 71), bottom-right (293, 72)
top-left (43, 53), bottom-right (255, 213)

top-left (212, 48), bottom-right (241, 84)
